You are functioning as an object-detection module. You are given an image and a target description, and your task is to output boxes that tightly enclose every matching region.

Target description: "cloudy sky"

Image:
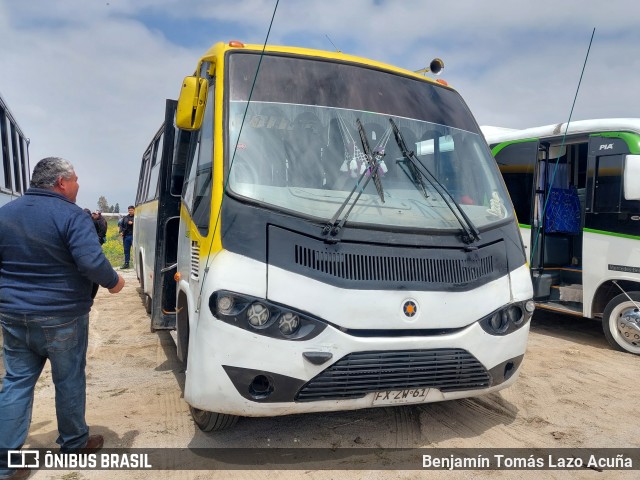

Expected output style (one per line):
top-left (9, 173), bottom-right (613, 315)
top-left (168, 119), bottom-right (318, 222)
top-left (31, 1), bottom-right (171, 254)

top-left (1, 0), bottom-right (639, 210)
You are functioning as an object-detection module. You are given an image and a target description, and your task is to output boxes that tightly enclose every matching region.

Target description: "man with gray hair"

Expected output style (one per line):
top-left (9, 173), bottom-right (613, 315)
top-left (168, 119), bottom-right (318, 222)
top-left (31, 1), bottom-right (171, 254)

top-left (0, 157), bottom-right (125, 480)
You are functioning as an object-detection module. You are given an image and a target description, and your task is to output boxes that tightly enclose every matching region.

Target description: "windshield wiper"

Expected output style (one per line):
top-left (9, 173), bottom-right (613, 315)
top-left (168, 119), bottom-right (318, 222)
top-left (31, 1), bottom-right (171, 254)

top-left (389, 118), bottom-right (481, 244)
top-left (356, 118), bottom-right (385, 203)
top-left (322, 118), bottom-right (385, 242)
top-left (395, 147), bottom-right (429, 200)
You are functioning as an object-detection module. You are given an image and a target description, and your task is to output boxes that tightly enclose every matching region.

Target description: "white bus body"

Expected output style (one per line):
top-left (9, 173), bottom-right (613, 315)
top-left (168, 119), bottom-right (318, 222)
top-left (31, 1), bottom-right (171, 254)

top-left (485, 119), bottom-right (640, 355)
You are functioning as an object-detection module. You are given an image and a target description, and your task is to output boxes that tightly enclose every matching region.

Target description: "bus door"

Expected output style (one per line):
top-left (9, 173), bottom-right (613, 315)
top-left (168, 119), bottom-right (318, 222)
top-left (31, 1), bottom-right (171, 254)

top-left (494, 139), bottom-right (582, 306)
top-left (531, 140), bottom-right (587, 311)
top-left (150, 99), bottom-right (181, 330)
top-left (529, 141), bottom-right (550, 273)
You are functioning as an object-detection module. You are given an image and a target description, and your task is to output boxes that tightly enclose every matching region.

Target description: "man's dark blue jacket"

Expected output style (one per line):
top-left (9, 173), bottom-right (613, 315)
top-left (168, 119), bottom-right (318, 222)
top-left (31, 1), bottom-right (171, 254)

top-left (0, 188), bottom-right (119, 315)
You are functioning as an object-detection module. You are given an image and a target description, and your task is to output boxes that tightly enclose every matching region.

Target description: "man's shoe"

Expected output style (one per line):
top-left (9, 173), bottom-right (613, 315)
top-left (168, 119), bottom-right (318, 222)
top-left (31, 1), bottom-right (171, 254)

top-left (4, 468), bottom-right (30, 480)
top-left (122, 263), bottom-right (129, 269)
top-left (80, 434), bottom-right (104, 453)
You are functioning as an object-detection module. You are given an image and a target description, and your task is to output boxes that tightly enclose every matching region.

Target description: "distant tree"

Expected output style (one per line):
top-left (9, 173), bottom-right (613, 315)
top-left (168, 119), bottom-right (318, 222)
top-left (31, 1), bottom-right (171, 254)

top-left (97, 196), bottom-right (109, 212)
top-left (114, 203), bottom-right (120, 213)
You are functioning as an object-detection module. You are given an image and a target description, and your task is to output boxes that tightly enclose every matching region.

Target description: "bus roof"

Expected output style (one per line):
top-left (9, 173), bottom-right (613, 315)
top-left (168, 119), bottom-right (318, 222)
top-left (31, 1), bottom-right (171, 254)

top-left (482, 118), bottom-right (640, 145)
top-left (199, 41), bottom-right (454, 91)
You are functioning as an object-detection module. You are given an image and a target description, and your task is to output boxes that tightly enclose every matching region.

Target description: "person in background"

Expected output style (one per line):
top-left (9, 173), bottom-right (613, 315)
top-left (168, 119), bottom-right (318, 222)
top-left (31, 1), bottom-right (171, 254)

top-left (91, 211), bottom-right (108, 245)
top-left (0, 157), bottom-right (125, 480)
top-left (119, 205), bottom-right (135, 269)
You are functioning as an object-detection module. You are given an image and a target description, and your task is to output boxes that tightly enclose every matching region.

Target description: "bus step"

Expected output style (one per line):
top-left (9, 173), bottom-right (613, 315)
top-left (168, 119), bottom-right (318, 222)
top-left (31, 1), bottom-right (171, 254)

top-left (536, 301), bottom-right (583, 316)
top-left (549, 284), bottom-right (583, 304)
top-left (559, 268), bottom-right (582, 285)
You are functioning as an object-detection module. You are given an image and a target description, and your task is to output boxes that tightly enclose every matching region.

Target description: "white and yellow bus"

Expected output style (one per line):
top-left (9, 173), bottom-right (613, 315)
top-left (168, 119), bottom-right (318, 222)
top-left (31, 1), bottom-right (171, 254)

top-left (484, 119), bottom-right (640, 355)
top-left (134, 41), bottom-right (534, 430)
top-left (0, 92), bottom-right (30, 206)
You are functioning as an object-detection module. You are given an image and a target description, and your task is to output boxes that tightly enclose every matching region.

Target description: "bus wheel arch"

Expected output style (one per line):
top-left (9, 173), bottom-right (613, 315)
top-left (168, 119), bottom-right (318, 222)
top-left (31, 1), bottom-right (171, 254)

top-left (136, 247), bottom-right (144, 282)
top-left (591, 280), bottom-right (640, 318)
top-left (177, 290), bottom-right (240, 431)
top-left (602, 290), bottom-right (640, 355)
top-left (176, 290), bottom-right (190, 364)
top-left (137, 254), bottom-right (144, 290)
top-left (136, 257), bottom-right (152, 316)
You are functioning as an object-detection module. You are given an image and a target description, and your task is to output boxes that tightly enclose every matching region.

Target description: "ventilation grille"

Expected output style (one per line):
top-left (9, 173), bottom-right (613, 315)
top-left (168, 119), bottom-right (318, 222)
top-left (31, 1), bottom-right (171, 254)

top-left (296, 349), bottom-right (491, 401)
top-left (294, 245), bottom-right (494, 284)
top-left (190, 241), bottom-right (200, 280)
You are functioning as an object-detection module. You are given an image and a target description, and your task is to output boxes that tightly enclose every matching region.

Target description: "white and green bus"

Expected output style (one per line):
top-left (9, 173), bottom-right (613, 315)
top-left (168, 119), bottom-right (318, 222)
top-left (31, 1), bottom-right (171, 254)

top-left (134, 40), bottom-right (534, 430)
top-left (484, 119), bottom-right (640, 355)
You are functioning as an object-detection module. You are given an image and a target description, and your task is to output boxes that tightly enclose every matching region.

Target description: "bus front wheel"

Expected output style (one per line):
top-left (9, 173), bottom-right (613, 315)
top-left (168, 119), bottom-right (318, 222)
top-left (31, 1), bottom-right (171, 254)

top-left (189, 405), bottom-right (239, 432)
top-left (602, 291), bottom-right (640, 355)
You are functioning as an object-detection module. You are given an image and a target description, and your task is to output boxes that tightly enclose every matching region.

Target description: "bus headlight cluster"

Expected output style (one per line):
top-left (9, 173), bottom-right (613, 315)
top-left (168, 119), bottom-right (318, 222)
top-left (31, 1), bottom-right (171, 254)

top-left (209, 290), bottom-right (326, 341)
top-left (479, 301), bottom-right (533, 336)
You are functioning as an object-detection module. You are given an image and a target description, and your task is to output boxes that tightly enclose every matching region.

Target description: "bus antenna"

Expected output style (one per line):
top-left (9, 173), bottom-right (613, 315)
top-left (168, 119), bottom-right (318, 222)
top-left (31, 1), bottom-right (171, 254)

top-left (530, 27), bottom-right (596, 266)
top-left (325, 35), bottom-right (341, 53)
top-left (199, 0), bottom-right (280, 309)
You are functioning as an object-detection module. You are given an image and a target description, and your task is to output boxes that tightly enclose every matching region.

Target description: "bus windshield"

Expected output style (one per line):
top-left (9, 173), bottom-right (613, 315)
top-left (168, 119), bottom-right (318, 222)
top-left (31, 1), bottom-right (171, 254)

top-left (227, 52), bottom-right (512, 231)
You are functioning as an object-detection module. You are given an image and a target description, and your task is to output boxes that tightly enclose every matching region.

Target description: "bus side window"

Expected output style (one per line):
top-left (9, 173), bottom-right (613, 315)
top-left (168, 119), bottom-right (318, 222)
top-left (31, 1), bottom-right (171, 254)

top-left (171, 127), bottom-right (194, 196)
top-left (0, 109), bottom-right (11, 191)
top-left (146, 133), bottom-right (163, 202)
top-left (182, 82), bottom-right (215, 236)
top-left (493, 141), bottom-right (538, 224)
top-left (10, 124), bottom-right (22, 194)
top-left (594, 155), bottom-right (623, 213)
top-left (138, 150), bottom-right (152, 205)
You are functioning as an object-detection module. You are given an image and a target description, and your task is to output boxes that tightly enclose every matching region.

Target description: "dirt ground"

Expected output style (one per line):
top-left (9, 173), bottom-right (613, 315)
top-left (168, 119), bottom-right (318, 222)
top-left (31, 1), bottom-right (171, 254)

top-left (2, 267), bottom-right (639, 479)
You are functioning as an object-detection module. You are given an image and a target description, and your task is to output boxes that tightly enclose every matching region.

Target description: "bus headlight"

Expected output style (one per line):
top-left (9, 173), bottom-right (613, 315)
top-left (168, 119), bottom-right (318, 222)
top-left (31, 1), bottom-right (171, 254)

top-left (278, 312), bottom-right (300, 336)
top-left (479, 301), bottom-right (532, 336)
top-left (247, 302), bottom-right (270, 328)
top-left (524, 300), bottom-right (535, 314)
top-left (209, 290), bottom-right (327, 341)
top-left (217, 295), bottom-right (235, 315)
top-left (488, 312), bottom-right (509, 333)
top-left (504, 305), bottom-right (524, 325)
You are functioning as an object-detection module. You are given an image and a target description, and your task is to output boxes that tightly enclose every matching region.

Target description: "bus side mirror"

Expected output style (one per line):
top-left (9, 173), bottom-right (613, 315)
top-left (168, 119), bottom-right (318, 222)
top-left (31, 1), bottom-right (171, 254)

top-left (176, 76), bottom-right (208, 130)
top-left (624, 154), bottom-right (640, 200)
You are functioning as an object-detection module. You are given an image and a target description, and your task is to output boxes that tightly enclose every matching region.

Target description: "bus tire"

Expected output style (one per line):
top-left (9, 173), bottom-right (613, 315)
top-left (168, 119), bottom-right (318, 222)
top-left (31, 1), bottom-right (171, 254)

top-left (144, 294), bottom-right (152, 314)
top-left (189, 405), bottom-right (239, 432)
top-left (602, 291), bottom-right (640, 355)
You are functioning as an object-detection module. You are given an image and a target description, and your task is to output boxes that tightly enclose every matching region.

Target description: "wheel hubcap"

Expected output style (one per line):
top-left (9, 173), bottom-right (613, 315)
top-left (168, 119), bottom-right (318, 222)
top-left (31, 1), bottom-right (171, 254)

top-left (616, 305), bottom-right (640, 347)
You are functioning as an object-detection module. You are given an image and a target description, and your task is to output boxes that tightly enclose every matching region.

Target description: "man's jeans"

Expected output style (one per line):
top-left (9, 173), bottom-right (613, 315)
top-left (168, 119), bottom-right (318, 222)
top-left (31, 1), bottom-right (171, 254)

top-left (0, 312), bottom-right (90, 476)
top-left (123, 235), bottom-right (133, 265)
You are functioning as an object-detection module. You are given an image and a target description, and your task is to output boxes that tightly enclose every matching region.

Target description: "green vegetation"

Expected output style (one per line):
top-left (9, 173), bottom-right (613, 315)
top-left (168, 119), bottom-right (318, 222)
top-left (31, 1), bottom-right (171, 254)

top-left (102, 217), bottom-right (125, 267)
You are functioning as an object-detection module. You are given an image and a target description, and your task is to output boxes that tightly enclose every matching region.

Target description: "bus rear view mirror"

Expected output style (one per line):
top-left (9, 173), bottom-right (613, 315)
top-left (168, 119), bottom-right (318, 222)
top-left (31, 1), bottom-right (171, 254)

top-left (624, 154), bottom-right (640, 200)
top-left (176, 76), bottom-right (208, 130)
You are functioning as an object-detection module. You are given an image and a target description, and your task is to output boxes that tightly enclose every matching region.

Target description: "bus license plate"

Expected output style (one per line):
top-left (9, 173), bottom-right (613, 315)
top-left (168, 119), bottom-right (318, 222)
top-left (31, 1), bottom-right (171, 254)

top-left (372, 388), bottom-right (429, 405)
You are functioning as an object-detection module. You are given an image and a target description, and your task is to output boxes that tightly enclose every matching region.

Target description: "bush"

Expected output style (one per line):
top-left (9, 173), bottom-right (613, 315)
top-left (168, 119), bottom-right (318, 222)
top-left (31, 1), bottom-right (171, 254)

top-left (102, 217), bottom-right (125, 267)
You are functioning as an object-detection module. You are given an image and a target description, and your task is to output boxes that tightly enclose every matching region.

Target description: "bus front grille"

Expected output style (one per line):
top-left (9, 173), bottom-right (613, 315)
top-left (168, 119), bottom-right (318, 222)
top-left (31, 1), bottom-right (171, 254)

top-left (267, 225), bottom-right (508, 291)
top-left (294, 245), bottom-right (494, 285)
top-left (296, 348), bottom-right (491, 401)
